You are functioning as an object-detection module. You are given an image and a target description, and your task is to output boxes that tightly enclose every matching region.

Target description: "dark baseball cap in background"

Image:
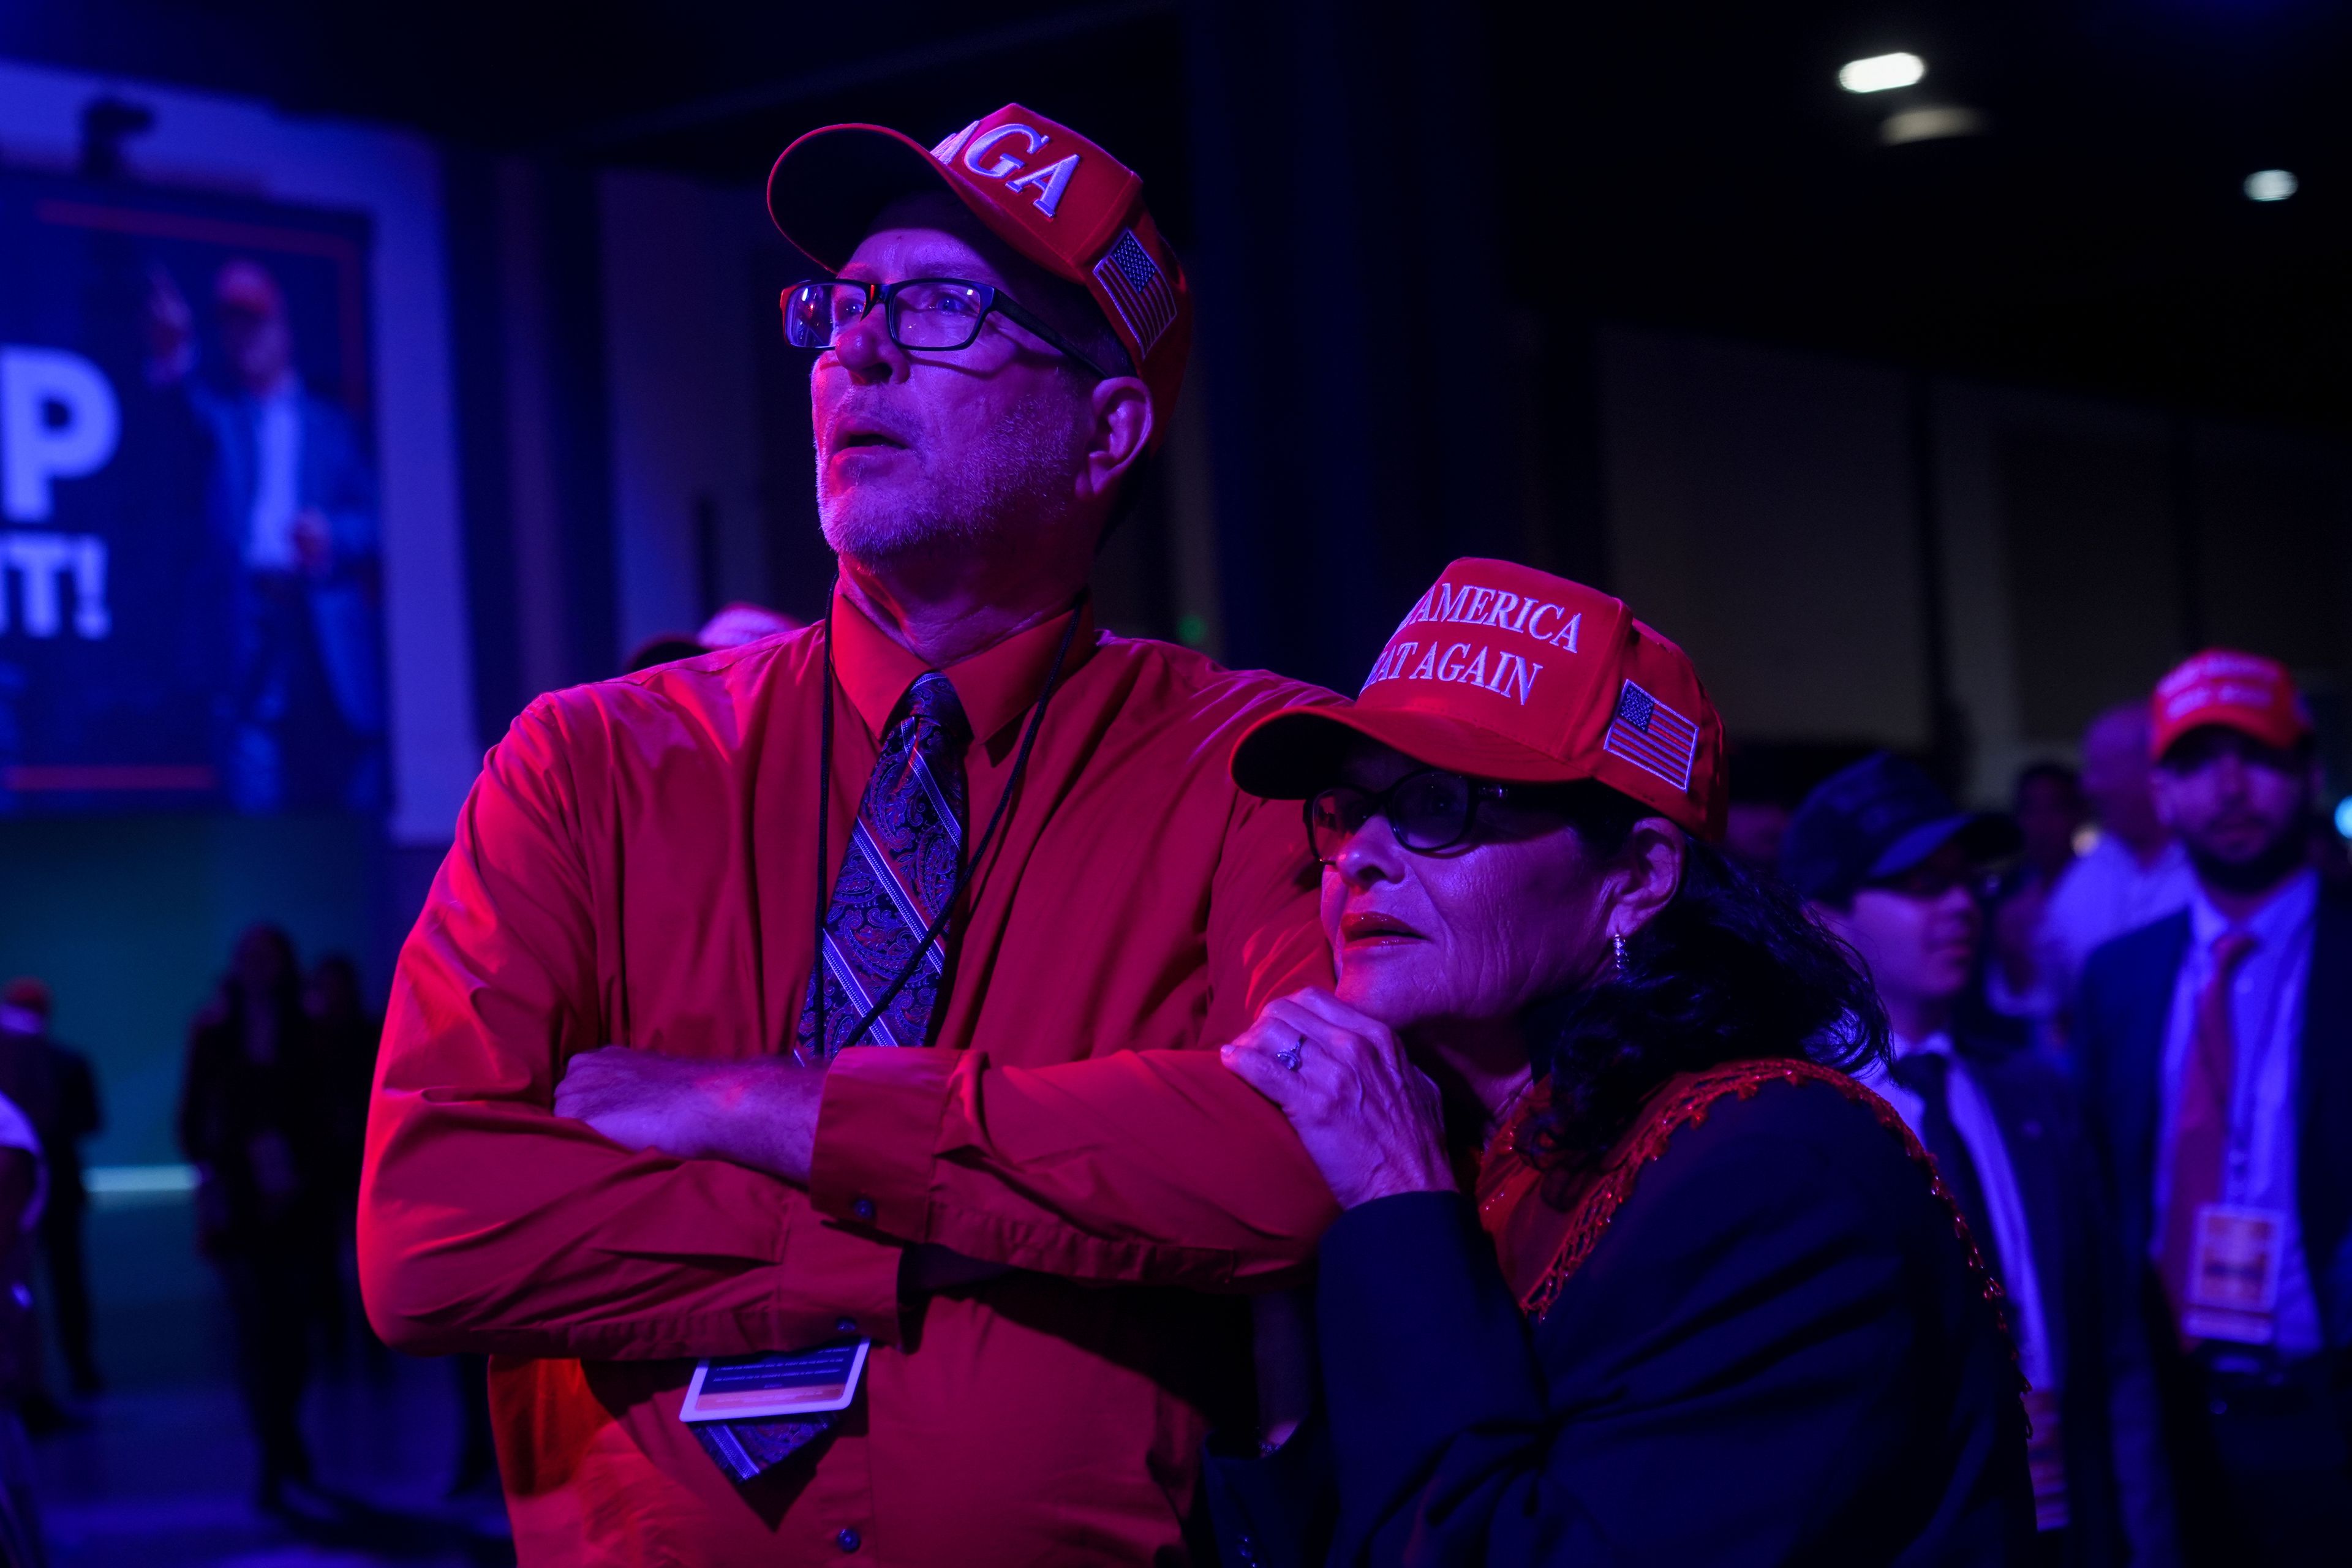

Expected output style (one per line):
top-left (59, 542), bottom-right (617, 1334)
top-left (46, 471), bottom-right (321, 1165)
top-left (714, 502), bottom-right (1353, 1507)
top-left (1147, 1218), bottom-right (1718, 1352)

top-left (1781, 752), bottom-right (2019, 906)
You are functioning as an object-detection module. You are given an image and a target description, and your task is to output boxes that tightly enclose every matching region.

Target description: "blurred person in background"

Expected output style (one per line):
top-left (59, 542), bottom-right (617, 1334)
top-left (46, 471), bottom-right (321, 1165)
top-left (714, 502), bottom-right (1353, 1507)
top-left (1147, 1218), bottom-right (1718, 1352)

top-left (621, 633), bottom-right (706, 674)
top-left (1790, 755), bottom-right (2175, 1568)
top-left (302, 955), bottom-right (376, 1211)
top-left (303, 955), bottom-right (376, 1368)
top-left (1721, 744), bottom-right (1796, 875)
top-left (1985, 763), bottom-right (2089, 1040)
top-left (145, 259), bottom-right (387, 813)
top-left (2041, 704), bottom-right (2195, 1037)
top-left (621, 604), bottom-right (803, 675)
top-left (0, 982), bottom-right (102, 1403)
top-left (0, 1085), bottom-right (47, 1567)
top-left (180, 924), bottom-right (335, 1513)
top-left (2075, 653), bottom-right (2352, 1565)
top-left (697, 601), bottom-right (802, 649)
top-left (306, 954), bottom-right (493, 1493)
top-left (2308, 813), bottom-right (2351, 893)
top-left (2017, 763), bottom-right (2092, 887)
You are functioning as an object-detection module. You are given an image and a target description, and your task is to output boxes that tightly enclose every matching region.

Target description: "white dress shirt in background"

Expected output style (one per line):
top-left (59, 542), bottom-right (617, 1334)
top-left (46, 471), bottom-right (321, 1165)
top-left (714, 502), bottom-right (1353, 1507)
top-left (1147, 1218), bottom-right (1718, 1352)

top-left (2150, 870), bottom-right (2321, 1359)
top-left (2040, 835), bottom-right (2196, 1012)
top-left (1860, 1034), bottom-right (2052, 1393)
top-left (244, 381), bottom-right (304, 571)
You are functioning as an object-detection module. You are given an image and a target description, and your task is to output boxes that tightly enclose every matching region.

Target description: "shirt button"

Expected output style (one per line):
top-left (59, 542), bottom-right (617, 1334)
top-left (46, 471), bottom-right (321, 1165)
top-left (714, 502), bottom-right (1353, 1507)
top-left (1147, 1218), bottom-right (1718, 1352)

top-left (851, 1197), bottom-right (877, 1223)
top-left (834, 1316), bottom-right (858, 1336)
top-left (836, 1526), bottom-right (862, 1553)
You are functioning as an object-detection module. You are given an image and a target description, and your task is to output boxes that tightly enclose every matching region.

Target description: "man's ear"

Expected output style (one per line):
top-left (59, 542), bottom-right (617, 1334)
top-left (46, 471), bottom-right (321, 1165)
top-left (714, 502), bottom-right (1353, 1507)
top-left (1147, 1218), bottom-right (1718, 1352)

top-left (1080, 377), bottom-right (1153, 505)
top-left (2149, 767), bottom-right (2183, 832)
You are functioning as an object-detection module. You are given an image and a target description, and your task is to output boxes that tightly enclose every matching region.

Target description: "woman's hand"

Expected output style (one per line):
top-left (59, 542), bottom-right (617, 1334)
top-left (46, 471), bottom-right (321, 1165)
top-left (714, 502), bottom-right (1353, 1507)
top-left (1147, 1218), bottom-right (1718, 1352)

top-left (1221, 989), bottom-right (1453, 1209)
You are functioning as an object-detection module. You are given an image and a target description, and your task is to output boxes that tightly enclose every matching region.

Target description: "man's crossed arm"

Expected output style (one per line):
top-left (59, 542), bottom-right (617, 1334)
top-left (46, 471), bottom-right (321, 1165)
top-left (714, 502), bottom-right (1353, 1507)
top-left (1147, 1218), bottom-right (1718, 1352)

top-left (362, 700), bottom-right (1336, 1363)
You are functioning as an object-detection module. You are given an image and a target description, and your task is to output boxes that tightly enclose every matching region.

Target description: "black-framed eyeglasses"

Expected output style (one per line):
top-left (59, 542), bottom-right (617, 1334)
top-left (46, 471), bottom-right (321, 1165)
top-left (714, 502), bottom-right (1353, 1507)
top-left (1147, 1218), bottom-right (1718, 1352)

top-left (1306, 768), bottom-right (1573, 864)
top-left (781, 276), bottom-right (1110, 378)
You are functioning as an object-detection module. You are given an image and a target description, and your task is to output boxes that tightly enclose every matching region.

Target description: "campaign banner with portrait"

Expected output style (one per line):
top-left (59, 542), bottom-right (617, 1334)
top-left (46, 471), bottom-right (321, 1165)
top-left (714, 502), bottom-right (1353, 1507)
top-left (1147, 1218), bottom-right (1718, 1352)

top-left (0, 170), bottom-right (385, 815)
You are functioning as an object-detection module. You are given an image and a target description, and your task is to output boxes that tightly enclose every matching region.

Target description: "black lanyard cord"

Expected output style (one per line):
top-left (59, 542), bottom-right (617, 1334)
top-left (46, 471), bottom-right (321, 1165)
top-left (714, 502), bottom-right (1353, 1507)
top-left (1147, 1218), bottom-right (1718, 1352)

top-left (809, 589), bottom-right (840, 1060)
top-left (805, 587), bottom-right (1088, 1058)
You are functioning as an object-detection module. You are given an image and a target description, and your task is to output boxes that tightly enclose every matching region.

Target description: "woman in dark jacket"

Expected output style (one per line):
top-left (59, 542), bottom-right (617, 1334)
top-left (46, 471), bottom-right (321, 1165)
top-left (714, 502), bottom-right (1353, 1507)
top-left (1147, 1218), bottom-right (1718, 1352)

top-left (1218, 559), bottom-right (2032, 1566)
top-left (179, 922), bottom-right (336, 1510)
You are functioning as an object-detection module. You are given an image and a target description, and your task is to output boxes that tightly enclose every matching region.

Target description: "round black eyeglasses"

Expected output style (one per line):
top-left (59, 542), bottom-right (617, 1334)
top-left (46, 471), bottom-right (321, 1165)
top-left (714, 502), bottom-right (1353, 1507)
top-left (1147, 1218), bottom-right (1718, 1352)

top-left (782, 276), bottom-right (1109, 378)
top-left (1306, 768), bottom-right (1575, 864)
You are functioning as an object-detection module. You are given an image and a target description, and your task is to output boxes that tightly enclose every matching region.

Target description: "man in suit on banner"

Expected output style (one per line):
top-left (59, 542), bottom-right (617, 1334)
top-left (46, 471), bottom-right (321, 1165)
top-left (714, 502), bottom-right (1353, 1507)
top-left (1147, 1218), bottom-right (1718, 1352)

top-left (145, 258), bottom-right (385, 812)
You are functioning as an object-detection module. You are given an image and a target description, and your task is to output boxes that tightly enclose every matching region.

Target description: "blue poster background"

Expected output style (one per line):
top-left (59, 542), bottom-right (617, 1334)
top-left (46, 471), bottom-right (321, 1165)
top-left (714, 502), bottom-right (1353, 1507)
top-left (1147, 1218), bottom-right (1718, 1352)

top-left (0, 170), bottom-right (383, 816)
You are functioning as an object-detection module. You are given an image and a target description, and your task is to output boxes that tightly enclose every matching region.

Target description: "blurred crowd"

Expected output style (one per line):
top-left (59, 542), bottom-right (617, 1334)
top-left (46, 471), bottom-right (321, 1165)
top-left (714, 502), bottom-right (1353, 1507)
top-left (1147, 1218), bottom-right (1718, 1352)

top-left (0, 594), bottom-right (815, 1558)
top-left (0, 928), bottom-right (397, 1558)
top-left (1740, 649), bottom-right (2348, 1564)
top-left (176, 925), bottom-right (382, 1511)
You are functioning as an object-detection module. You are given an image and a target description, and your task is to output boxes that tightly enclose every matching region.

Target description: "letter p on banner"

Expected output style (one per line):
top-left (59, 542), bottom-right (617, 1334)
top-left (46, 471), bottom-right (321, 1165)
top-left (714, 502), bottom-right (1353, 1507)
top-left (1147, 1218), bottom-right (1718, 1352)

top-left (2, 347), bottom-right (121, 523)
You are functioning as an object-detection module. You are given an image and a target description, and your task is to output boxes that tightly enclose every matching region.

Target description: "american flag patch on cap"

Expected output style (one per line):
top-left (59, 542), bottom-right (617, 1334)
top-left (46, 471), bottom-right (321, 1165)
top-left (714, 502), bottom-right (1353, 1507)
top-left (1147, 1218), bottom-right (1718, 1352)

top-left (1091, 229), bottom-right (1178, 355)
top-left (1603, 681), bottom-right (1698, 793)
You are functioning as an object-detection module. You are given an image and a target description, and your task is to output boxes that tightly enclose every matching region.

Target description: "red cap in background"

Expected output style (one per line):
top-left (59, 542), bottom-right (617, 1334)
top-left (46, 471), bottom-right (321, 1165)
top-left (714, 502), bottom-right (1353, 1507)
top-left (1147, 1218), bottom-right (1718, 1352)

top-left (2150, 649), bottom-right (2313, 761)
top-left (0, 978), bottom-right (49, 1036)
top-left (766, 105), bottom-right (1190, 452)
top-left (1231, 559), bottom-right (1728, 840)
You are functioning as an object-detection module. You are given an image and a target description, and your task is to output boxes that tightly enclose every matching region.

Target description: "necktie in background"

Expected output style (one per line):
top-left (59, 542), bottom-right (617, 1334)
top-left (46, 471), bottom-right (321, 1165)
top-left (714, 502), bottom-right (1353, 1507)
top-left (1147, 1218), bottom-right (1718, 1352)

top-left (1892, 1050), bottom-right (2009, 1292)
top-left (696, 673), bottom-right (971, 1484)
top-left (2159, 929), bottom-right (2256, 1339)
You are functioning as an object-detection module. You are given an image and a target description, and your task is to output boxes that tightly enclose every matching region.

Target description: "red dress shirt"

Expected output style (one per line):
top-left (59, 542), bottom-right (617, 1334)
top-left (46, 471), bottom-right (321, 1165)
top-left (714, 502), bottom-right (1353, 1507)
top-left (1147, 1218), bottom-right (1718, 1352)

top-left (360, 590), bottom-right (1341, 1566)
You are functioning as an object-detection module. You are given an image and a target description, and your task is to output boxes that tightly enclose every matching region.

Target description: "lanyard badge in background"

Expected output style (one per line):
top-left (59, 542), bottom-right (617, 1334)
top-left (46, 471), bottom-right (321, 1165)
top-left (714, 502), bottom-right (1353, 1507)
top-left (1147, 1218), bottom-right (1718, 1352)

top-left (2182, 1204), bottom-right (2286, 1344)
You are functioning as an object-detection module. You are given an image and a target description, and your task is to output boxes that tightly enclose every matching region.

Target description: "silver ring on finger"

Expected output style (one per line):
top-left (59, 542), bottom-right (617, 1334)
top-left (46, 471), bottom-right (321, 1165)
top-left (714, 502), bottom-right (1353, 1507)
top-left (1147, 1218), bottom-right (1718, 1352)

top-left (1275, 1033), bottom-right (1306, 1072)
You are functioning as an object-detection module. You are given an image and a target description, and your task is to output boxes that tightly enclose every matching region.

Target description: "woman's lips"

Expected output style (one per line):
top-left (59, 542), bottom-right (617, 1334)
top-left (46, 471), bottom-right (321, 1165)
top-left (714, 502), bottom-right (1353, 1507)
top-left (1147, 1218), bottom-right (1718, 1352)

top-left (1341, 911), bottom-right (1423, 944)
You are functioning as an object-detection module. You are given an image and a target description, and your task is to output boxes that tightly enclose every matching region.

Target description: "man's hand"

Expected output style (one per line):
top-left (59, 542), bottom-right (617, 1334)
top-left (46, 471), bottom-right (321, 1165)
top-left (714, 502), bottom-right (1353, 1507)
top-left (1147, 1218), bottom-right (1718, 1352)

top-left (554, 1048), bottom-right (824, 1183)
top-left (144, 263), bottom-right (194, 385)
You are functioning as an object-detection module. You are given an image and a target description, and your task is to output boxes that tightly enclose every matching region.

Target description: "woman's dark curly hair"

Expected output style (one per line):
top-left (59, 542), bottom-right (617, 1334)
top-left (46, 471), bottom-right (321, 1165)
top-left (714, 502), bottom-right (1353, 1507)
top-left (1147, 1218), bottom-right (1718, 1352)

top-left (1518, 781), bottom-right (1889, 1175)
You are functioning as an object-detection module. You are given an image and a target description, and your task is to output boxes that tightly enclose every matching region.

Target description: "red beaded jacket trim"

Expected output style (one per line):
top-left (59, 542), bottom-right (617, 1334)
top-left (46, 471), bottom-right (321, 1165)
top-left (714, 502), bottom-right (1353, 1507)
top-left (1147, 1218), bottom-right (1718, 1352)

top-left (1499, 1058), bottom-right (2021, 1390)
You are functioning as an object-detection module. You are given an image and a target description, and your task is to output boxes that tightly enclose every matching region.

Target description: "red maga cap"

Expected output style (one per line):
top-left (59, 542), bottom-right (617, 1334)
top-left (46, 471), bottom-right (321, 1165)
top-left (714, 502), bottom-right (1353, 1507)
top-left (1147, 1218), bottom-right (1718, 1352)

top-left (766, 105), bottom-right (1190, 452)
top-left (1231, 559), bottom-right (1728, 840)
top-left (2150, 649), bottom-right (2312, 761)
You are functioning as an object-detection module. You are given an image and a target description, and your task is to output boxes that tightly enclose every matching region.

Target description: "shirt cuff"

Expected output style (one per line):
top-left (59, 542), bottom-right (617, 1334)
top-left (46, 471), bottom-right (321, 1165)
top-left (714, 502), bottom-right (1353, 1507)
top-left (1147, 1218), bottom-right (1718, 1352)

top-left (777, 1205), bottom-right (909, 1348)
top-left (809, 1046), bottom-right (960, 1243)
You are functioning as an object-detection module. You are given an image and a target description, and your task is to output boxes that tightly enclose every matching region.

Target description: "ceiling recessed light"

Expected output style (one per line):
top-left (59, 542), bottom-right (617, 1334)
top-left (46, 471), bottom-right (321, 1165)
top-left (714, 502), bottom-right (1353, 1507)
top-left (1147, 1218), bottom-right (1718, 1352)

top-left (2244, 168), bottom-right (2298, 202)
top-left (1839, 53), bottom-right (1926, 94)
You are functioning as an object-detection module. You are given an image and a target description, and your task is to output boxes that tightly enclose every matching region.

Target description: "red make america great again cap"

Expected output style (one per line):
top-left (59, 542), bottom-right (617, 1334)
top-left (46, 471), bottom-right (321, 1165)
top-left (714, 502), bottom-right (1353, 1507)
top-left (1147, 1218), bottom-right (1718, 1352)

top-left (767, 105), bottom-right (1191, 452)
top-left (2150, 648), bottom-right (2312, 760)
top-left (1231, 559), bottom-right (1728, 840)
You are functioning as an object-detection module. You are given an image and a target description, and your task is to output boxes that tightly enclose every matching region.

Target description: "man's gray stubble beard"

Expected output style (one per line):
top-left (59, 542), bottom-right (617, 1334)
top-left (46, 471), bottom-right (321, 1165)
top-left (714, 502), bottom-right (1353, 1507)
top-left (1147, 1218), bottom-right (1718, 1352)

top-left (817, 395), bottom-right (1085, 562)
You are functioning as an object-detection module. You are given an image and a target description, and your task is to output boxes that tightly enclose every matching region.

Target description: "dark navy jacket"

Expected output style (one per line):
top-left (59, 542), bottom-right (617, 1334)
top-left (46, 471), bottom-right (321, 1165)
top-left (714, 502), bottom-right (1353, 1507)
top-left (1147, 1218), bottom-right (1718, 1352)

top-left (1949, 1029), bottom-right (2175, 1566)
top-left (1312, 1077), bottom-right (2032, 1566)
top-left (2071, 891), bottom-right (2352, 1373)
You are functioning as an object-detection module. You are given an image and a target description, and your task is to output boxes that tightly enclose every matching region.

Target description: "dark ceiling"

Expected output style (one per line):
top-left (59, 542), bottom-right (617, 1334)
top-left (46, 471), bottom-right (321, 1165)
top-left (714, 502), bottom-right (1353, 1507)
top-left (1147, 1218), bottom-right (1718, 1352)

top-left (1520, 2), bottom-right (2352, 431)
top-left (5, 0), bottom-right (2346, 428)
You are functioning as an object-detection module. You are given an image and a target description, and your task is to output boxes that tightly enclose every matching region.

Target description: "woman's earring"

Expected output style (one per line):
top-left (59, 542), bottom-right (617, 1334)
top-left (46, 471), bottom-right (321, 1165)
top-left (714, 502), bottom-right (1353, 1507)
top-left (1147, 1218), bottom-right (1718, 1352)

top-left (1613, 932), bottom-right (1629, 974)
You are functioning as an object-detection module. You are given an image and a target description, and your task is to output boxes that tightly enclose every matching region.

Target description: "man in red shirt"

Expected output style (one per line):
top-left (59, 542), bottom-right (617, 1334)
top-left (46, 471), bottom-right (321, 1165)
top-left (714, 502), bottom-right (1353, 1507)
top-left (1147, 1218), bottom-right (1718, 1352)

top-left (360, 105), bottom-right (1338, 1564)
